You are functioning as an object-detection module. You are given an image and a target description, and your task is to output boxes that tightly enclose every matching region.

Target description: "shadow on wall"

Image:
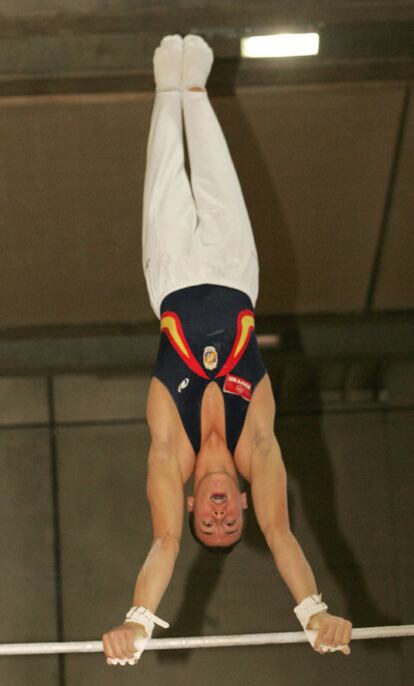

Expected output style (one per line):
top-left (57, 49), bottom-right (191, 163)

top-left (274, 376), bottom-right (402, 639)
top-left (157, 549), bottom-right (227, 665)
top-left (157, 57), bottom-right (399, 665)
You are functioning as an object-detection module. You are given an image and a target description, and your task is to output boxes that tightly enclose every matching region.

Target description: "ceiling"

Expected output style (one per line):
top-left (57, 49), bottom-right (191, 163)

top-left (1, 1), bottom-right (414, 94)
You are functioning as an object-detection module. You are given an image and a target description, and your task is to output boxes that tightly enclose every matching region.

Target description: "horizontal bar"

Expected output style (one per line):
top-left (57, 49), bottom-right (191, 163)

top-left (0, 625), bottom-right (413, 656)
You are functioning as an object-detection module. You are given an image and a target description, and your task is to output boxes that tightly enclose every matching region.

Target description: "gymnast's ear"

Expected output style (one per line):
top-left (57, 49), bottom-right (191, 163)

top-left (187, 495), bottom-right (194, 512)
top-left (241, 492), bottom-right (248, 509)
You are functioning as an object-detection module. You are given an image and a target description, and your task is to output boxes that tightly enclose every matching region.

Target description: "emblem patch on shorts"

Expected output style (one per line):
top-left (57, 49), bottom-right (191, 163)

top-left (223, 374), bottom-right (252, 402)
top-left (203, 345), bottom-right (218, 370)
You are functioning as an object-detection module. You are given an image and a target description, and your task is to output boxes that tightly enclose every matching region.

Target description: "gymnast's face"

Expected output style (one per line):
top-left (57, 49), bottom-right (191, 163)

top-left (187, 473), bottom-right (248, 547)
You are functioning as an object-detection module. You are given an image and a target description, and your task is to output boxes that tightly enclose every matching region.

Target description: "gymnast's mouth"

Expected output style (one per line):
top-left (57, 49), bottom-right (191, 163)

top-left (210, 494), bottom-right (227, 504)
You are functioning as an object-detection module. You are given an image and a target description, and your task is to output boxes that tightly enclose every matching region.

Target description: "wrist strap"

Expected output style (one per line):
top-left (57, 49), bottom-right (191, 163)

top-left (294, 593), bottom-right (328, 629)
top-left (125, 606), bottom-right (169, 636)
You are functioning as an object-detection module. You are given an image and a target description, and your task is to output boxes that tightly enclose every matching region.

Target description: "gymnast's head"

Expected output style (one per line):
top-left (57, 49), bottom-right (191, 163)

top-left (187, 472), bottom-right (248, 553)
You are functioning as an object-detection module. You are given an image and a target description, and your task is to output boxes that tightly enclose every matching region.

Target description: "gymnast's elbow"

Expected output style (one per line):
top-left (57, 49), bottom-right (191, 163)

top-left (261, 521), bottom-right (293, 552)
top-left (150, 533), bottom-right (181, 559)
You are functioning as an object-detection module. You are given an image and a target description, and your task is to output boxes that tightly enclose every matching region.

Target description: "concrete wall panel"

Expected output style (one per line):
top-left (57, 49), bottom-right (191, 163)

top-left (0, 377), bottom-right (48, 424)
top-left (277, 413), bottom-right (400, 623)
top-left (53, 374), bottom-right (149, 422)
top-left (384, 411), bottom-right (414, 685)
top-left (374, 86), bottom-right (414, 310)
top-left (0, 93), bottom-right (153, 327)
top-left (0, 428), bottom-right (58, 685)
top-left (0, 82), bottom-right (406, 329)
top-left (219, 83), bottom-right (404, 314)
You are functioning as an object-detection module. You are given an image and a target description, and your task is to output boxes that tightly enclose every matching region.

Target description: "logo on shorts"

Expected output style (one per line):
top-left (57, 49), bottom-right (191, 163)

top-left (203, 345), bottom-right (218, 370)
top-left (178, 377), bottom-right (190, 393)
top-left (223, 374), bottom-right (252, 401)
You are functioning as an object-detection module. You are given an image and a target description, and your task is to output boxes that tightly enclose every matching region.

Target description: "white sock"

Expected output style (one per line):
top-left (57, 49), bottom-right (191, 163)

top-left (153, 34), bottom-right (183, 92)
top-left (182, 34), bottom-right (214, 90)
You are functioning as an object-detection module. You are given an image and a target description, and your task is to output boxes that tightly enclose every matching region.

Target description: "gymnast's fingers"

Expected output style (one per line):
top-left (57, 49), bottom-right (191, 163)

top-left (339, 619), bottom-right (353, 654)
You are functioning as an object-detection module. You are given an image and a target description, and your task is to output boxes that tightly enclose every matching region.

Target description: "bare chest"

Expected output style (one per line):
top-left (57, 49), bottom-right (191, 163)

top-left (199, 381), bottom-right (227, 442)
top-left (148, 375), bottom-right (269, 480)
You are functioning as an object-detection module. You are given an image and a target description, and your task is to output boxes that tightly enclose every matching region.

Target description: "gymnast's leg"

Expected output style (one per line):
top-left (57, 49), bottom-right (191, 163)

top-left (142, 35), bottom-right (197, 317)
top-left (181, 36), bottom-right (258, 261)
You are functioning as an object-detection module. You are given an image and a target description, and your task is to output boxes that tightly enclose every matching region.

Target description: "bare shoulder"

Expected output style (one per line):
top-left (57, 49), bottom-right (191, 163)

top-left (242, 373), bottom-right (276, 443)
top-left (234, 373), bottom-right (277, 476)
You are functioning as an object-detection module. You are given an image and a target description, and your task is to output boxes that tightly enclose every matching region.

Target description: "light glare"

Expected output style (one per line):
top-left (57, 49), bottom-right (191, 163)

top-left (241, 33), bottom-right (320, 58)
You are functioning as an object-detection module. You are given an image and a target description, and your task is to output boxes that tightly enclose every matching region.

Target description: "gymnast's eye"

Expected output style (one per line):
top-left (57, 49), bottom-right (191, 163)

top-left (202, 520), bottom-right (213, 528)
top-left (226, 520), bottom-right (236, 527)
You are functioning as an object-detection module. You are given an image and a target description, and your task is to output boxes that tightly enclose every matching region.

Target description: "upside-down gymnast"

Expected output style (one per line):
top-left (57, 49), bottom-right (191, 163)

top-left (102, 33), bottom-right (353, 666)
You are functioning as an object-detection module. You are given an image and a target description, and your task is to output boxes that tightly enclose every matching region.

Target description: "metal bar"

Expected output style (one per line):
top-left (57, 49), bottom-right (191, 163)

top-left (0, 625), bottom-right (413, 656)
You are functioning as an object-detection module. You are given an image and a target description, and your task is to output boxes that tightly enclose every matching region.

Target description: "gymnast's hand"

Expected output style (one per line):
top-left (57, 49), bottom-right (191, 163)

top-left (308, 611), bottom-right (352, 655)
top-left (102, 622), bottom-right (148, 666)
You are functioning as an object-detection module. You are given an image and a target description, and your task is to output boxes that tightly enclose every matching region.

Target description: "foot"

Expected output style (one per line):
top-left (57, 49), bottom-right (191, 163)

top-left (153, 34), bottom-right (183, 92)
top-left (182, 34), bottom-right (214, 90)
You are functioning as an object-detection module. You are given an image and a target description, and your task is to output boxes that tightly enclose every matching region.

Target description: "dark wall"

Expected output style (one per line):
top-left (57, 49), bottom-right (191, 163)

top-left (1, 82), bottom-right (413, 330)
top-left (0, 364), bottom-right (412, 686)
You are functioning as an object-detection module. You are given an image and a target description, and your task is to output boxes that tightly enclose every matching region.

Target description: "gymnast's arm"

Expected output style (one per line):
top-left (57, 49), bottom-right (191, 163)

top-left (102, 438), bottom-right (183, 663)
top-left (250, 433), bottom-right (319, 602)
top-left (245, 377), bottom-right (352, 653)
top-left (250, 434), bottom-right (352, 653)
top-left (132, 438), bottom-right (183, 609)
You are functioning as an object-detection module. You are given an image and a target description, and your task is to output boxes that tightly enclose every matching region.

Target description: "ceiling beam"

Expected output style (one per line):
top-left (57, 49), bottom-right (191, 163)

top-left (2, 2), bottom-right (414, 38)
top-left (0, 311), bottom-right (413, 376)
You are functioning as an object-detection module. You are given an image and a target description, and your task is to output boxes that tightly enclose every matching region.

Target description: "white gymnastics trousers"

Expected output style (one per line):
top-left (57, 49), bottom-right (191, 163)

top-left (142, 89), bottom-right (259, 319)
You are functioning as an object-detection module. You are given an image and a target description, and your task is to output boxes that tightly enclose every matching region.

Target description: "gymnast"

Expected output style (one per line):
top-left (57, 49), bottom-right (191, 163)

top-left (102, 33), bottom-right (353, 666)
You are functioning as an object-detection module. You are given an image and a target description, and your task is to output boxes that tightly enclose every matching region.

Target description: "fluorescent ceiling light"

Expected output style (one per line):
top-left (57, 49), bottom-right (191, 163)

top-left (241, 33), bottom-right (320, 58)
